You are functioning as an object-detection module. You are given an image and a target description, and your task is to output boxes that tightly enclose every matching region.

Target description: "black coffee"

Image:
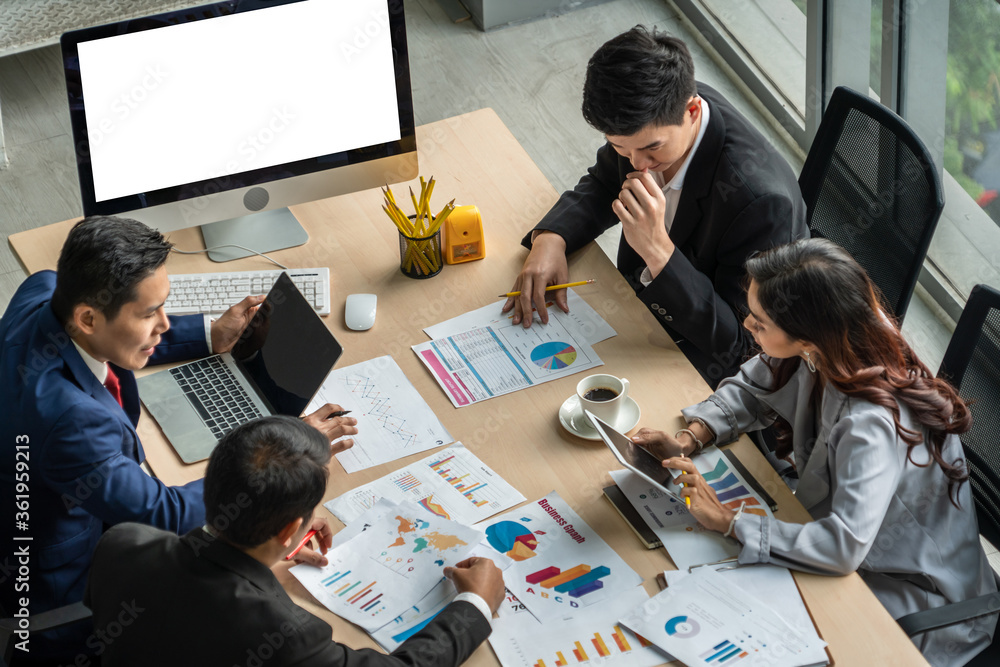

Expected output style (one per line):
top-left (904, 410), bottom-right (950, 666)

top-left (583, 387), bottom-right (618, 401)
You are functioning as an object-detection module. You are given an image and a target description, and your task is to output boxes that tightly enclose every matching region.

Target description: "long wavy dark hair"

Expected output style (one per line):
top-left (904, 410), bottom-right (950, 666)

top-left (747, 238), bottom-right (970, 503)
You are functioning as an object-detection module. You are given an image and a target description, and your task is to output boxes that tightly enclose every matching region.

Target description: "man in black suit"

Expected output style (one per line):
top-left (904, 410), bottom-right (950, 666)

top-left (505, 27), bottom-right (807, 387)
top-left (84, 416), bottom-right (504, 666)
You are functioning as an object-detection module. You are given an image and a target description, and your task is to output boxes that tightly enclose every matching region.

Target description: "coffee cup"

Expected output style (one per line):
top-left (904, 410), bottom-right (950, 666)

top-left (576, 374), bottom-right (629, 427)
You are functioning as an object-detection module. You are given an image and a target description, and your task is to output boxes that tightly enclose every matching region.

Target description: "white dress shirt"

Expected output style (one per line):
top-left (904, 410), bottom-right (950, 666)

top-left (639, 97), bottom-right (711, 286)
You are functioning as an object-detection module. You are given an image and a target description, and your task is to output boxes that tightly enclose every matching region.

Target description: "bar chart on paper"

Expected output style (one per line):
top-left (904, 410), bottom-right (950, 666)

top-left (317, 570), bottom-right (389, 616)
top-left (291, 507), bottom-right (480, 632)
top-left (325, 444), bottom-right (525, 526)
top-left (701, 459), bottom-right (768, 517)
top-left (488, 586), bottom-right (663, 667)
top-left (307, 356), bottom-right (453, 473)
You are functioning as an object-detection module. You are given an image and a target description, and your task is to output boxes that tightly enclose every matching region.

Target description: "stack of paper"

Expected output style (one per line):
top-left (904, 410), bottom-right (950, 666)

top-left (620, 568), bottom-right (828, 666)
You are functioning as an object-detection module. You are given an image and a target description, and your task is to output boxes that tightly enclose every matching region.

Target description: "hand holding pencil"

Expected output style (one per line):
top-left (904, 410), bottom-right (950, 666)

top-left (497, 279), bottom-right (595, 299)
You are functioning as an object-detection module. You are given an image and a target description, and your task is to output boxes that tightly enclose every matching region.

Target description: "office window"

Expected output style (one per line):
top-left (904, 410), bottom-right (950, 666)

top-left (698, 0), bottom-right (808, 121)
top-left (923, 0), bottom-right (1000, 303)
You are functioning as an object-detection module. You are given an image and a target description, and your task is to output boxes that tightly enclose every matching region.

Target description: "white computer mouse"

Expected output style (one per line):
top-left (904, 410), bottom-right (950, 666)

top-left (345, 293), bottom-right (377, 330)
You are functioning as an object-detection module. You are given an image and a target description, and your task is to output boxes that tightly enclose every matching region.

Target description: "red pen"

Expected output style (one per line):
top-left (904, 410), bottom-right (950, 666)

top-left (285, 529), bottom-right (318, 561)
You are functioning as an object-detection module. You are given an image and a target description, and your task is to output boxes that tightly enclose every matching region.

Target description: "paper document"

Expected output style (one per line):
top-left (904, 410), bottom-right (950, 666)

top-left (610, 446), bottom-right (774, 571)
top-left (489, 586), bottom-right (665, 667)
top-left (306, 356), bottom-right (453, 473)
top-left (371, 543), bottom-right (513, 651)
top-left (620, 568), bottom-right (822, 667)
top-left (662, 565), bottom-right (828, 666)
top-left (424, 289), bottom-right (617, 345)
top-left (291, 503), bottom-right (479, 632)
top-left (479, 492), bottom-right (642, 621)
top-left (414, 315), bottom-right (603, 408)
top-left (325, 442), bottom-right (526, 526)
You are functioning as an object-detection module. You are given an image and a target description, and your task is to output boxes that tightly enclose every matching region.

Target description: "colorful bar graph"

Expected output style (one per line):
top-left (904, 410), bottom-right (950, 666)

top-left (715, 485), bottom-right (753, 504)
top-left (555, 652), bottom-right (568, 666)
top-left (321, 570), bottom-right (351, 586)
top-left (701, 459), bottom-right (728, 482)
top-left (347, 582), bottom-right (376, 603)
top-left (572, 641), bottom-right (588, 662)
top-left (612, 625), bottom-right (631, 651)
top-left (429, 455), bottom-right (455, 470)
top-left (700, 639), bottom-right (747, 664)
top-left (429, 456), bottom-right (492, 507)
top-left (723, 496), bottom-right (767, 517)
top-left (591, 633), bottom-right (610, 657)
top-left (526, 566), bottom-right (562, 584)
top-left (554, 566), bottom-right (611, 593)
top-left (361, 594), bottom-right (384, 611)
top-left (568, 580), bottom-right (604, 598)
top-left (540, 565), bottom-right (591, 588)
top-left (337, 581), bottom-right (361, 596)
top-left (393, 473), bottom-right (422, 492)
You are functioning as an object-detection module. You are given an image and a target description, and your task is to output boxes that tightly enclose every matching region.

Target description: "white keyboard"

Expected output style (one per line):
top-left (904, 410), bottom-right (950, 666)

top-left (164, 268), bottom-right (331, 316)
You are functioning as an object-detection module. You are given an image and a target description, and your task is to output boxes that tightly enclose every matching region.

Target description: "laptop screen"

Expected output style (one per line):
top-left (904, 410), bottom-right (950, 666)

top-left (231, 272), bottom-right (343, 416)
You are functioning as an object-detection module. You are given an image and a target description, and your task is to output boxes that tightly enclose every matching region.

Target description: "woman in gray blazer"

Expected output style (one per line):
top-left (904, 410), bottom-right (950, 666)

top-left (635, 238), bottom-right (997, 666)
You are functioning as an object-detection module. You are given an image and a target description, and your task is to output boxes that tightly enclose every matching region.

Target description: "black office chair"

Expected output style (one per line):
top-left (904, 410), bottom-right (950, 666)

top-left (0, 602), bottom-right (92, 666)
top-left (799, 86), bottom-right (944, 322)
top-left (896, 284), bottom-right (1000, 664)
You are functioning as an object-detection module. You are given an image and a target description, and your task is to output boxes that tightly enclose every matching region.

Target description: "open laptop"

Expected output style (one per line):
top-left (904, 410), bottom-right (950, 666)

top-left (139, 272), bottom-right (343, 463)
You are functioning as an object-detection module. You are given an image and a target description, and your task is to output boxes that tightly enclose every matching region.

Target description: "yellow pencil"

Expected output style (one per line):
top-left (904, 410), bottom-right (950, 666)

top-left (679, 453), bottom-right (692, 508)
top-left (497, 279), bottom-right (597, 299)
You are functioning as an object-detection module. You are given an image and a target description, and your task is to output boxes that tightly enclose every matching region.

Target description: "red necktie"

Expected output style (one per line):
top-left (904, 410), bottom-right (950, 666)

top-left (104, 366), bottom-right (124, 407)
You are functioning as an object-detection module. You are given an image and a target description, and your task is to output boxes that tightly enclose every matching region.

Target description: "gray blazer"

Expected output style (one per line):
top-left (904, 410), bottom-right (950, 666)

top-left (682, 355), bottom-right (998, 667)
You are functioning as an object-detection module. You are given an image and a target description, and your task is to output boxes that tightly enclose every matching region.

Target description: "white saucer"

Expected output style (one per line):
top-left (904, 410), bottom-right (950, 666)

top-left (558, 394), bottom-right (641, 441)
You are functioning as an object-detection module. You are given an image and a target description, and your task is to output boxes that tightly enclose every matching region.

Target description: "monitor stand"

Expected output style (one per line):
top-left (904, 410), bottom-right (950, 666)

top-left (200, 208), bottom-right (309, 262)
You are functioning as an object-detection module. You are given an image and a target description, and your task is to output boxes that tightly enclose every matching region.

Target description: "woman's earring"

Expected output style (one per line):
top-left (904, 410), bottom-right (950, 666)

top-left (805, 351), bottom-right (817, 373)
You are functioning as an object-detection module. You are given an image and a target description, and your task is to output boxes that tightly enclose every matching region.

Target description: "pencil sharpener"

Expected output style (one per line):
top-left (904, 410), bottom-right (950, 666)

top-left (443, 205), bottom-right (485, 264)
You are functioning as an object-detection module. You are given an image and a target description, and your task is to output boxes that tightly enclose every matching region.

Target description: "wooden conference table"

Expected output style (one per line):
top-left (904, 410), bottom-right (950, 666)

top-left (9, 109), bottom-right (927, 666)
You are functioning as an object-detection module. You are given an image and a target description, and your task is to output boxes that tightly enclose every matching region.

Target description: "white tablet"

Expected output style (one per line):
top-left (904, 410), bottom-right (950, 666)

top-left (586, 410), bottom-right (687, 504)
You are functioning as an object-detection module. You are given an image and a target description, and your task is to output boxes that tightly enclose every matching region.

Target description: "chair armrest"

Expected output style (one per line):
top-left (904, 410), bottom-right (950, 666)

top-left (897, 592), bottom-right (1000, 636)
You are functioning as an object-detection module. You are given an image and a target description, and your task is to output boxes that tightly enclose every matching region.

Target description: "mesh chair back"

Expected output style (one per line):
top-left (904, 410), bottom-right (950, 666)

top-left (938, 284), bottom-right (1000, 550)
top-left (800, 86), bottom-right (944, 321)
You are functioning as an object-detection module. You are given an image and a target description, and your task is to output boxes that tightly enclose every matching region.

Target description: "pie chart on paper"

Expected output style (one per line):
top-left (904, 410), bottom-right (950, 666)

top-left (530, 341), bottom-right (577, 370)
top-left (485, 521), bottom-right (538, 561)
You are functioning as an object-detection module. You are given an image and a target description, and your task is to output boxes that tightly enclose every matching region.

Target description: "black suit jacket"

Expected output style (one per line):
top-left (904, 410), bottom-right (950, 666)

top-left (524, 83), bottom-right (807, 386)
top-left (84, 524), bottom-right (492, 666)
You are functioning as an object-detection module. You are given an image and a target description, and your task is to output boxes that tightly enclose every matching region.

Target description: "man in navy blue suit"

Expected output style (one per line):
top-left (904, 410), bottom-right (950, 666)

top-left (0, 216), bottom-right (358, 664)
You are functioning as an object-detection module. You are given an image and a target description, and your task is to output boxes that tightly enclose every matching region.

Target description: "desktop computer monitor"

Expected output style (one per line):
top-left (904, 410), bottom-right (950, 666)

top-left (61, 0), bottom-right (417, 261)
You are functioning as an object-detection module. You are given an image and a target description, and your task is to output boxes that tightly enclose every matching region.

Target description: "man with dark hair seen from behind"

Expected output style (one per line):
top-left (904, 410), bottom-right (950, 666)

top-left (86, 415), bottom-right (505, 666)
top-left (505, 27), bottom-right (807, 387)
top-left (0, 216), bottom-right (357, 664)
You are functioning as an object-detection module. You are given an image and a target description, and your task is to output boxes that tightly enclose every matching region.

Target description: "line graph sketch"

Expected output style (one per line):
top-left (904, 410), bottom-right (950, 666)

top-left (308, 356), bottom-right (453, 473)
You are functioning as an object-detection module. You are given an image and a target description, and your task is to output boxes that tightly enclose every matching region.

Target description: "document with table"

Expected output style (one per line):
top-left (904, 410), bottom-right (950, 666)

top-left (414, 295), bottom-right (613, 408)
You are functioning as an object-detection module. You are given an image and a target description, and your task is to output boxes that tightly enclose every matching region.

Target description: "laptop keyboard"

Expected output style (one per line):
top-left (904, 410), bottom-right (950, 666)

top-left (169, 357), bottom-right (264, 439)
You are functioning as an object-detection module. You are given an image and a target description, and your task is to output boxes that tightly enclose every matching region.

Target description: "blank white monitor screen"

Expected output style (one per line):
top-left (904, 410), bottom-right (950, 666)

top-left (76, 0), bottom-right (400, 203)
